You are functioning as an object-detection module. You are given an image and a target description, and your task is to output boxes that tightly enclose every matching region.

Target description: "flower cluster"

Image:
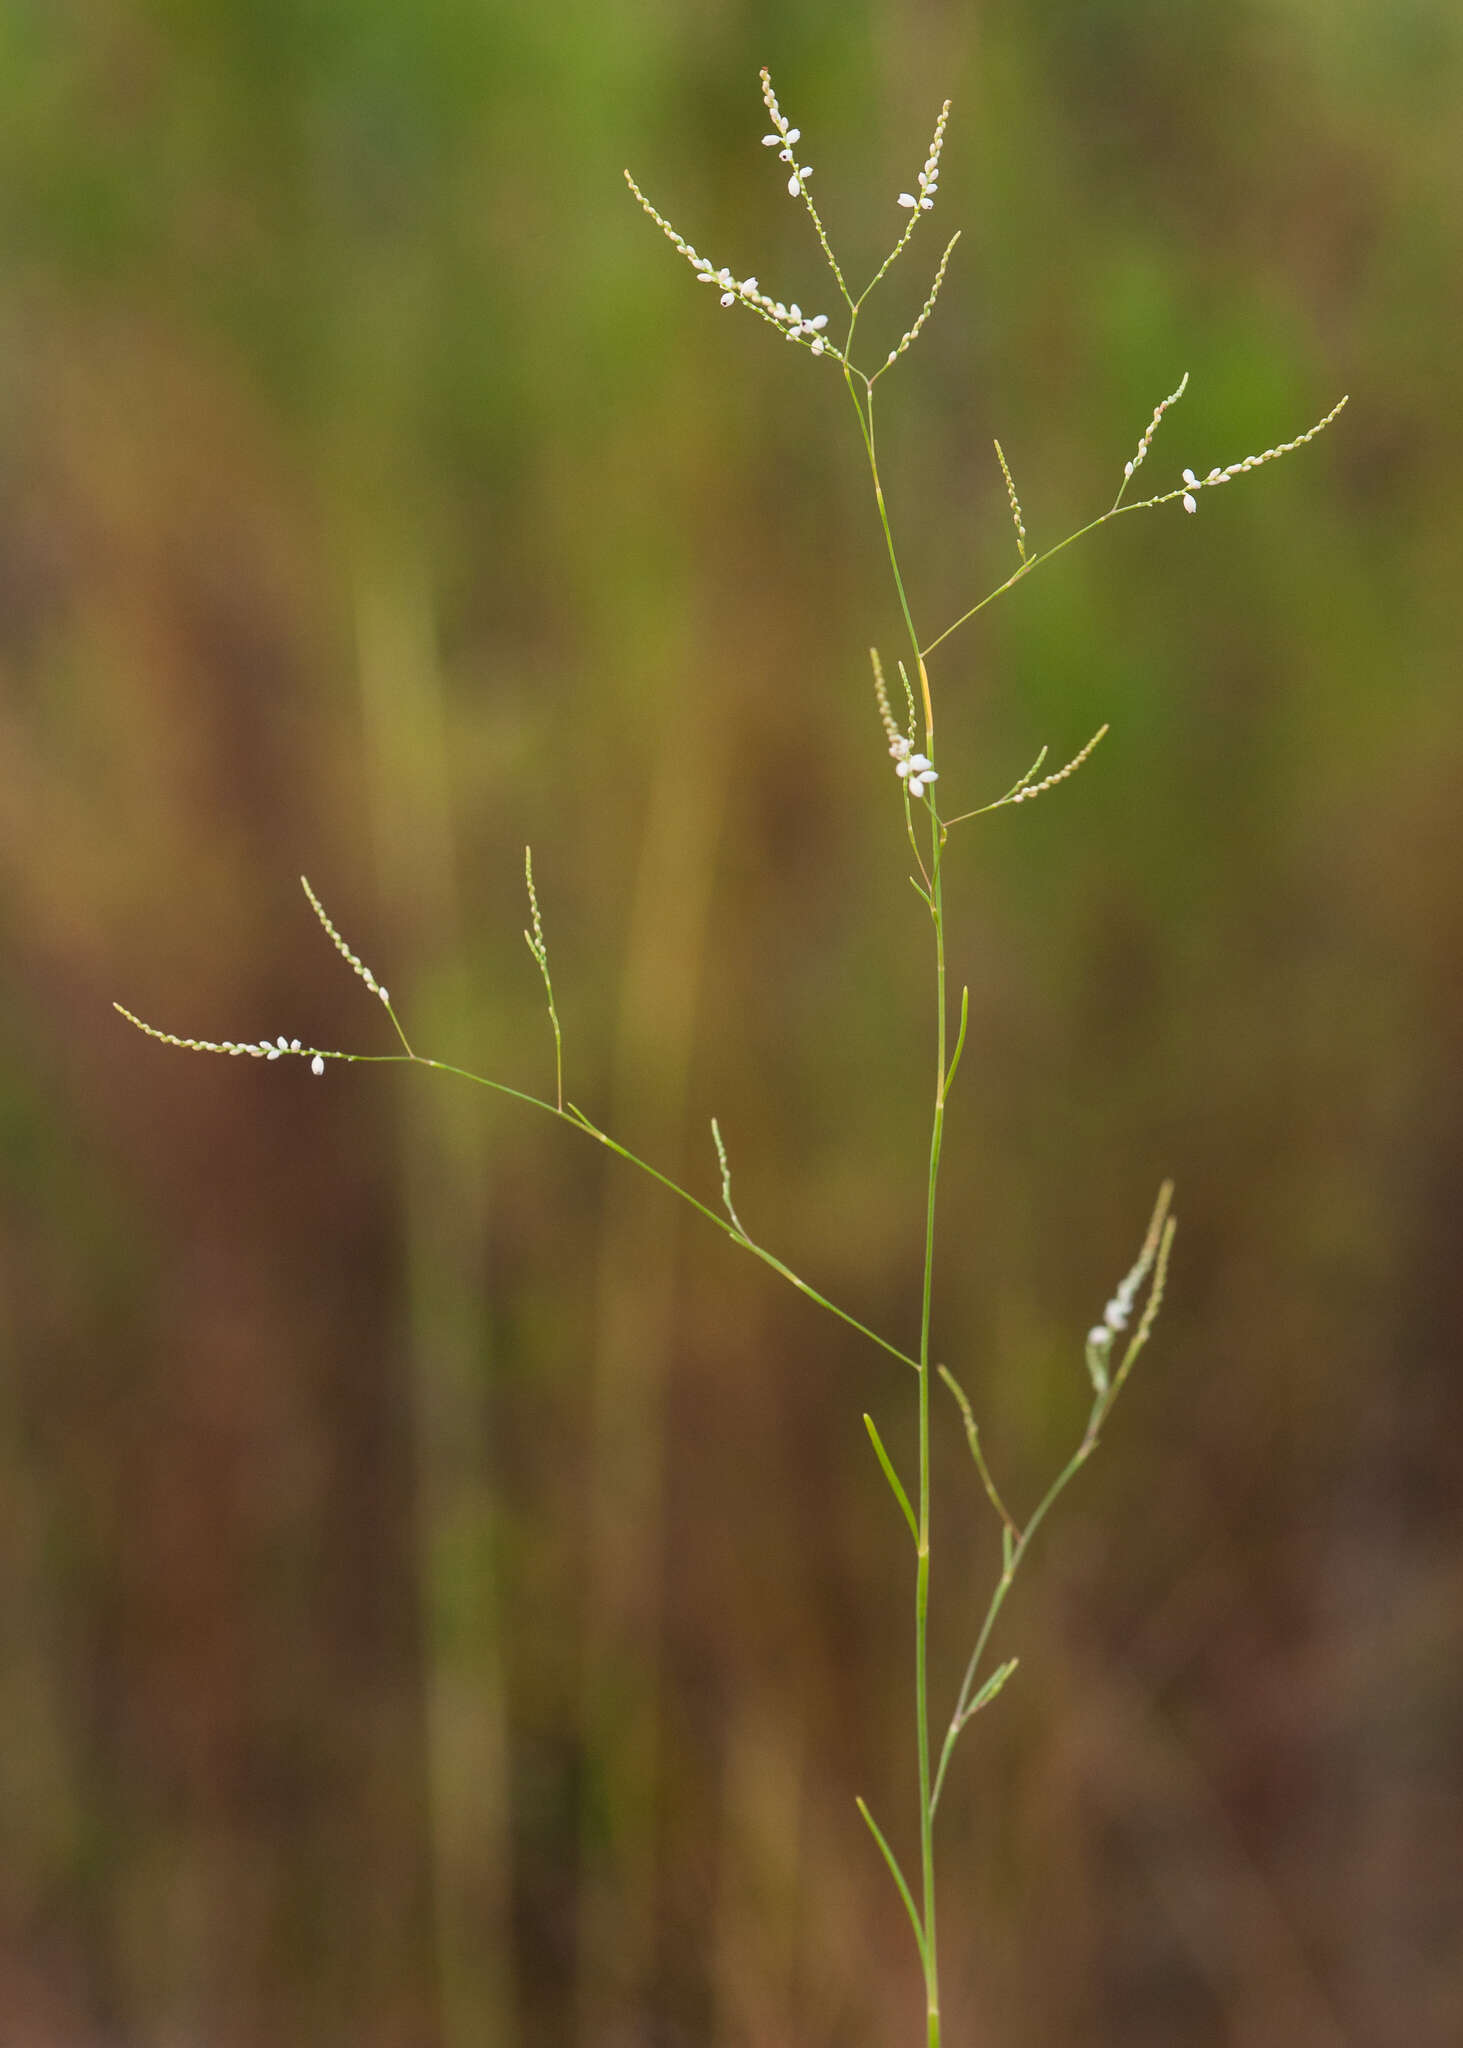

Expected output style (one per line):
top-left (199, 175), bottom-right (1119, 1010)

top-left (112, 1007), bottom-right (328, 1076)
top-left (1087, 1260), bottom-right (1146, 1355)
top-left (1175, 395), bottom-right (1349, 513)
top-left (1006, 725), bottom-right (1108, 806)
top-left (759, 69), bottom-right (813, 197)
top-left (898, 99), bottom-right (949, 211)
top-left (301, 875), bottom-right (389, 1006)
top-left (882, 230), bottom-right (959, 370)
top-left (891, 735), bottom-right (939, 800)
top-left (1172, 393), bottom-right (1344, 512)
top-left (695, 265), bottom-right (831, 349)
top-left (622, 172), bottom-right (840, 360)
top-left (1085, 1184), bottom-right (1174, 1370)
top-left (1123, 372), bottom-right (1189, 482)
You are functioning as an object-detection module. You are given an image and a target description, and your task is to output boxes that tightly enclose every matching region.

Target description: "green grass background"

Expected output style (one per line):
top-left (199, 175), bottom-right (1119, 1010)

top-left (2, 2), bottom-right (1460, 2043)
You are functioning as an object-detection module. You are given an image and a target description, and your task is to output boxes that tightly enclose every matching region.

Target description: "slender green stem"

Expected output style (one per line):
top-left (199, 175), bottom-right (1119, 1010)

top-left (919, 488), bottom-right (1189, 662)
top-left (370, 1054), bottom-right (923, 1374)
top-left (930, 1407), bottom-right (1100, 1817)
top-left (914, 800), bottom-right (948, 2048)
top-left (842, 358), bottom-right (934, 746)
top-left (843, 308), bottom-right (950, 2043)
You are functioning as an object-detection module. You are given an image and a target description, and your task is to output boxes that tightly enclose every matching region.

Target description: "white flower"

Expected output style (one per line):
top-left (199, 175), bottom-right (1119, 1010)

top-left (311, 1053), bottom-right (325, 1077)
top-left (1182, 466), bottom-right (1199, 514)
top-left (891, 735), bottom-right (939, 799)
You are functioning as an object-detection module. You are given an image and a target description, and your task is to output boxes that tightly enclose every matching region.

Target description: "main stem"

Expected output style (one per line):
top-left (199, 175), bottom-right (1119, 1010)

top-left (847, 357), bottom-right (946, 2045)
top-left (917, 823), bottom-right (947, 2048)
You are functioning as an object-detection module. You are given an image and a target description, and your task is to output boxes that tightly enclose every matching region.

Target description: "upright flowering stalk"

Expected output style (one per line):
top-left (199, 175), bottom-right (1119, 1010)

top-left (118, 66), bottom-right (1346, 2048)
top-left (623, 72), bottom-right (1342, 2048)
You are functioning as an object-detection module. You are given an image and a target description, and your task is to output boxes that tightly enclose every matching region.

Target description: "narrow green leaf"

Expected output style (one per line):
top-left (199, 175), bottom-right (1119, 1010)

top-left (863, 1413), bottom-right (919, 1545)
top-left (855, 1798), bottom-right (929, 1967)
top-left (958, 1657), bottom-right (1020, 1731)
top-left (972, 1656), bottom-right (1019, 1712)
top-left (944, 983), bottom-right (970, 1092)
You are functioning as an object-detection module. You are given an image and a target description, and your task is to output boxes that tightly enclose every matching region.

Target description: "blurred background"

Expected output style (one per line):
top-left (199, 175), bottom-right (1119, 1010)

top-left (2, 1), bottom-right (1460, 2044)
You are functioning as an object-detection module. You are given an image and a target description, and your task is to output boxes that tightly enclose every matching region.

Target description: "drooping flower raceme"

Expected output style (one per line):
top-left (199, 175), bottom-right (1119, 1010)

top-left (621, 173), bottom-right (841, 362)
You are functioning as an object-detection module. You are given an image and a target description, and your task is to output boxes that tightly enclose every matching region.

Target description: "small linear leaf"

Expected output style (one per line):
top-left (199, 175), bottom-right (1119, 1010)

top-left (958, 1657), bottom-right (1019, 1730)
top-left (855, 1798), bottom-right (928, 1966)
top-left (864, 1414), bottom-right (918, 1546)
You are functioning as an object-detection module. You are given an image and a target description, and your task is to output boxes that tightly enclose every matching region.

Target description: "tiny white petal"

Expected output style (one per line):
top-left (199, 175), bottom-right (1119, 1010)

top-left (788, 174), bottom-right (800, 195)
top-left (810, 313), bottom-right (828, 329)
top-left (1182, 492), bottom-right (1198, 514)
top-left (762, 134), bottom-right (780, 147)
top-left (785, 128), bottom-right (800, 144)
top-left (919, 197), bottom-right (934, 209)
top-left (810, 337), bottom-right (824, 354)
top-left (720, 291), bottom-right (736, 307)
top-left (377, 986), bottom-right (390, 1005)
top-left (898, 193), bottom-right (917, 208)
top-left (789, 304), bottom-right (801, 321)
top-left (741, 277), bottom-right (757, 292)
top-left (1207, 467), bottom-right (1223, 482)
top-left (311, 1054), bottom-right (325, 1077)
top-left (1124, 459), bottom-right (1135, 477)
top-left (290, 1038), bottom-right (301, 1052)
top-left (779, 146), bottom-right (793, 162)
top-left (267, 1048), bottom-right (281, 1061)
top-left (1088, 1326), bottom-right (1112, 1349)
top-left (896, 759), bottom-right (913, 779)
top-left (1182, 467), bottom-right (1199, 486)
top-left (276, 1035), bottom-right (289, 1050)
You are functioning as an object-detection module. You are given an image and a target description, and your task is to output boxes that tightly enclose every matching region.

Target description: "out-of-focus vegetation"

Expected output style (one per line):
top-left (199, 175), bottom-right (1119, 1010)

top-left (1, 3), bottom-right (1460, 2044)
